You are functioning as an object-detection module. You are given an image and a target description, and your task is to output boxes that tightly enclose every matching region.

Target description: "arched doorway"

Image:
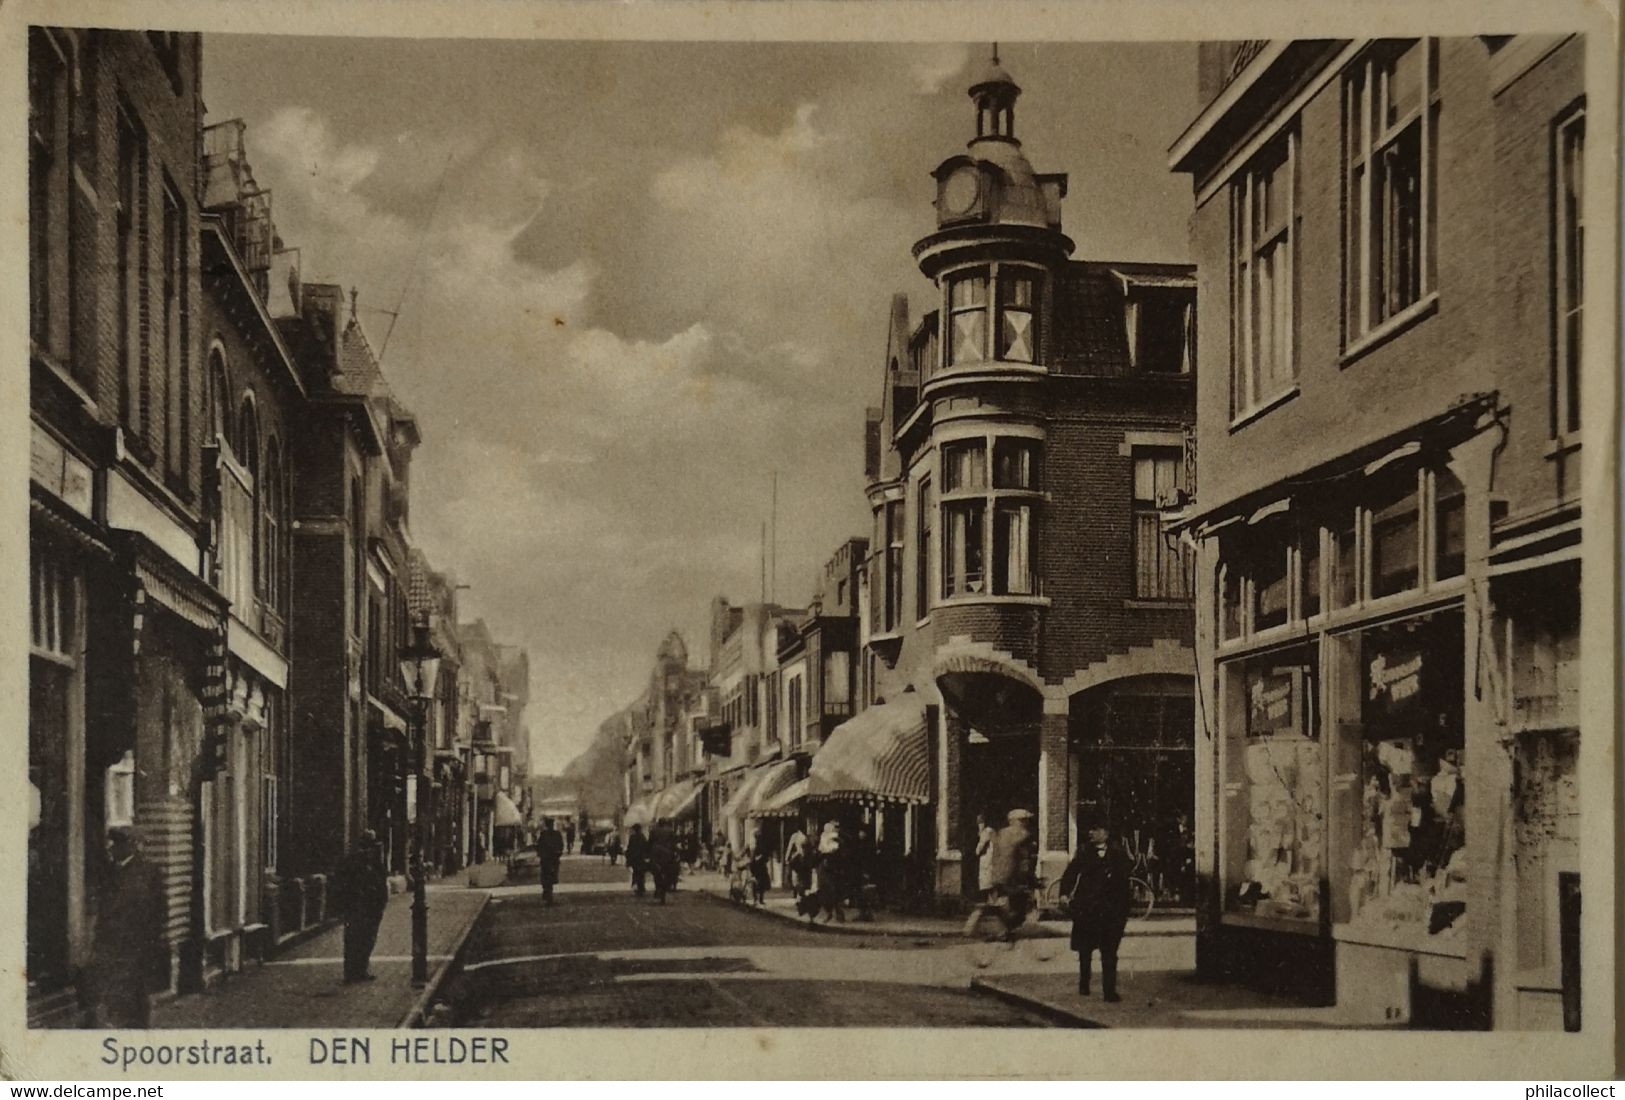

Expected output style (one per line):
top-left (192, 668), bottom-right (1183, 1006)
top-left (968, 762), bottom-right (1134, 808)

top-left (937, 668), bottom-right (1043, 897)
top-left (1070, 674), bottom-right (1196, 906)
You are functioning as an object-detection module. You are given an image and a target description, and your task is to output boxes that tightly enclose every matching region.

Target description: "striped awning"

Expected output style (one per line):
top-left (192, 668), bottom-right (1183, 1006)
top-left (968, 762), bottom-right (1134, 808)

top-left (748, 759), bottom-right (800, 814)
top-left (493, 791), bottom-right (523, 827)
top-left (719, 764), bottom-right (773, 819)
top-left (752, 776), bottom-right (810, 818)
top-left (623, 796), bottom-right (654, 828)
top-left (807, 696), bottom-right (931, 805)
top-left (656, 779), bottom-right (703, 821)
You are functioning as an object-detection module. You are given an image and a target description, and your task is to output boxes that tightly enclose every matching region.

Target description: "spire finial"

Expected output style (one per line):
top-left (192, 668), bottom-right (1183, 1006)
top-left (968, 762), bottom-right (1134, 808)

top-left (349, 286), bottom-right (359, 324)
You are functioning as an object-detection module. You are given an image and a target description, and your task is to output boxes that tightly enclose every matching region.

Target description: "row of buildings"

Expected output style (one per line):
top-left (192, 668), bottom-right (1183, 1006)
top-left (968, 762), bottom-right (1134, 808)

top-left (595, 37), bottom-right (1589, 1031)
top-left (26, 28), bottom-right (531, 1025)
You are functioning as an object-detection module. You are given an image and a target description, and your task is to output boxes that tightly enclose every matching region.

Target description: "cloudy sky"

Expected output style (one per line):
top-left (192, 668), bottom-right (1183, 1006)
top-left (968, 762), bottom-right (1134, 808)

top-left (202, 37), bottom-right (1197, 774)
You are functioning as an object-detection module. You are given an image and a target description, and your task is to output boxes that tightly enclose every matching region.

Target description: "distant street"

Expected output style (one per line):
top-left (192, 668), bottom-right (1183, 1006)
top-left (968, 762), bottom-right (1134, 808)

top-left (438, 856), bottom-right (1058, 1028)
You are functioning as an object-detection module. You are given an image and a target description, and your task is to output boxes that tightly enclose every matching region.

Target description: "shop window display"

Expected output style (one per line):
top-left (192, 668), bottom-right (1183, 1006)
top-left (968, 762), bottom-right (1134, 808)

top-left (1225, 648), bottom-right (1323, 922)
top-left (1342, 612), bottom-right (1466, 940)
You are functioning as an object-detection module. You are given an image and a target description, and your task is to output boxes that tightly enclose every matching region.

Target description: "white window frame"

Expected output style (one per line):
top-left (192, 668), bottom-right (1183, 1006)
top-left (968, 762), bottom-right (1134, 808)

top-left (939, 430), bottom-right (1043, 600)
top-left (1233, 129), bottom-right (1297, 420)
top-left (1131, 447), bottom-right (1194, 601)
top-left (1553, 105), bottom-right (1585, 441)
top-left (1345, 39), bottom-right (1438, 345)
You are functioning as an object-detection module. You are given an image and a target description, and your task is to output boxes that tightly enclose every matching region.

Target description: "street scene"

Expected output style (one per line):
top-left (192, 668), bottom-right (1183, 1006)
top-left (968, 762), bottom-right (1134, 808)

top-left (25, 25), bottom-right (1594, 1039)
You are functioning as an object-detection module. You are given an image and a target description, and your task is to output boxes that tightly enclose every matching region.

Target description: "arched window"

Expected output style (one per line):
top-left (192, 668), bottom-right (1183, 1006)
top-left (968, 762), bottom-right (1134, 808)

top-left (238, 396), bottom-right (261, 597)
top-left (263, 437), bottom-right (284, 614)
top-left (209, 347), bottom-right (230, 452)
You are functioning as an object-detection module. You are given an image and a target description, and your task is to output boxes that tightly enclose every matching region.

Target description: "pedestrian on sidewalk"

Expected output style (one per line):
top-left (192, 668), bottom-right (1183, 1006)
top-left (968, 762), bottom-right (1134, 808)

top-left (649, 819), bottom-right (680, 904)
top-left (536, 818), bottom-right (565, 905)
top-left (625, 824), bottom-right (650, 896)
top-left (784, 827), bottom-right (811, 899)
top-left (963, 810), bottom-right (1036, 942)
top-left (746, 843), bottom-right (771, 906)
top-left (86, 827), bottom-right (167, 1027)
top-left (607, 832), bottom-right (623, 866)
top-left (335, 830), bottom-right (388, 984)
top-left (1058, 814), bottom-right (1131, 1002)
top-left (974, 813), bottom-right (997, 898)
top-left (564, 821), bottom-right (576, 854)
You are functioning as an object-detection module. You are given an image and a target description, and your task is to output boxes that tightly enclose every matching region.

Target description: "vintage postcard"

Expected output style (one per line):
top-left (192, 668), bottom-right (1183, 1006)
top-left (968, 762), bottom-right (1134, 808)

top-left (1, 0), bottom-right (1617, 1081)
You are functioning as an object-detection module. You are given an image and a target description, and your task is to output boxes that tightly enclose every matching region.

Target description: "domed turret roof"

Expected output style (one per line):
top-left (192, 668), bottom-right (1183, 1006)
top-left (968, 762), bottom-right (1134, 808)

top-left (967, 52), bottom-right (1019, 95)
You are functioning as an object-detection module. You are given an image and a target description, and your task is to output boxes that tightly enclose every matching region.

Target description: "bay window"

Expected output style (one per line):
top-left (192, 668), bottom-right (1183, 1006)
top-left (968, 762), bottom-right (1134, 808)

top-left (885, 499), bottom-right (904, 630)
top-left (948, 269), bottom-right (988, 365)
top-left (941, 436), bottom-right (1041, 599)
top-left (943, 500), bottom-right (985, 597)
top-left (1346, 39), bottom-right (1438, 340)
top-left (916, 476), bottom-right (932, 618)
top-left (997, 269), bottom-right (1041, 362)
top-left (944, 265), bottom-right (1045, 368)
top-left (1233, 131), bottom-right (1296, 416)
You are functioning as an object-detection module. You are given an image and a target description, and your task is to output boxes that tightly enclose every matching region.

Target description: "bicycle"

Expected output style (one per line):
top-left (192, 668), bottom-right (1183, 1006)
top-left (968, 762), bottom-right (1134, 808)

top-left (1033, 860), bottom-right (1158, 921)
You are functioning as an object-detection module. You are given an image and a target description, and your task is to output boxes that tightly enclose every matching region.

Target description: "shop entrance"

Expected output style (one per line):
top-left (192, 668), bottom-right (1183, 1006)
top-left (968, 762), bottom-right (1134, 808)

top-left (1071, 677), bottom-right (1196, 906)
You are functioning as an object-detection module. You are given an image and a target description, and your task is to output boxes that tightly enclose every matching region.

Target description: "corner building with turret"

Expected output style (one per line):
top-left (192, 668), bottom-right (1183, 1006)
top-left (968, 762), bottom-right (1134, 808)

top-left (859, 53), bottom-right (1200, 901)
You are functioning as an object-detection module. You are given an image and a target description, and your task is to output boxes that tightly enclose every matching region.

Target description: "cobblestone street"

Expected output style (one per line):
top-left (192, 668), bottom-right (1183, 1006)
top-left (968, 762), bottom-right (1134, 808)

top-left (439, 857), bottom-right (1064, 1028)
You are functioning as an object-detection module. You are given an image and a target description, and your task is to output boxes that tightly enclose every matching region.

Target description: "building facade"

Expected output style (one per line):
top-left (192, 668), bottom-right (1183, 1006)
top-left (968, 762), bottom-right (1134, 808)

top-left (860, 53), bottom-right (1199, 901)
top-left (1170, 36), bottom-right (1587, 1029)
top-left (28, 28), bottom-right (230, 1020)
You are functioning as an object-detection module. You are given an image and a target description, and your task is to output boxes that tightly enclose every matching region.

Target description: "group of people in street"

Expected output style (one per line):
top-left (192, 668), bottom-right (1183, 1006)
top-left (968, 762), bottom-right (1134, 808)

top-left (619, 821), bottom-right (682, 902)
top-left (967, 808), bottom-right (1134, 1002)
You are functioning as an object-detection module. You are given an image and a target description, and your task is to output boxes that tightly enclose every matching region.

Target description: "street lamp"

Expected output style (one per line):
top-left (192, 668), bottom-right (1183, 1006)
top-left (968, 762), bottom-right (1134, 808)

top-left (399, 617), bottom-right (443, 987)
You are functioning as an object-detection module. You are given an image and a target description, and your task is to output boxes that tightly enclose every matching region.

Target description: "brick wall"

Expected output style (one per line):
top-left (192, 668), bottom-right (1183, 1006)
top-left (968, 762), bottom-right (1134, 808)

top-left (287, 527), bottom-right (352, 877)
top-left (1190, 38), bottom-right (1566, 515)
top-left (1488, 37), bottom-right (1586, 513)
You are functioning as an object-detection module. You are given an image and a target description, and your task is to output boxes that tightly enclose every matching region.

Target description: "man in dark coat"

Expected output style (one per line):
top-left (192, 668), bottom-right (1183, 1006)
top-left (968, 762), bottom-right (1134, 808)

top-left (648, 820), bottom-right (680, 904)
top-left (536, 817), bottom-right (565, 904)
top-left (336, 830), bottom-right (389, 983)
top-left (624, 824), bottom-right (650, 896)
top-left (88, 827), bottom-right (167, 1027)
top-left (1058, 816), bottom-right (1132, 1001)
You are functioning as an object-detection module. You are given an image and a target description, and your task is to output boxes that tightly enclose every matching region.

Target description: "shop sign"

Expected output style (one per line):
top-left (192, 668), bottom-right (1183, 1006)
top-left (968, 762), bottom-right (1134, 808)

top-left (31, 424), bottom-right (93, 518)
top-left (1368, 650), bottom-right (1423, 706)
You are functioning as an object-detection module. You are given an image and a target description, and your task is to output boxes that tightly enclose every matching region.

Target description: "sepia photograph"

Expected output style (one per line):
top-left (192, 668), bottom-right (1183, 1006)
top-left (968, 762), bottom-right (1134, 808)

top-left (7, 0), bottom-right (1618, 1082)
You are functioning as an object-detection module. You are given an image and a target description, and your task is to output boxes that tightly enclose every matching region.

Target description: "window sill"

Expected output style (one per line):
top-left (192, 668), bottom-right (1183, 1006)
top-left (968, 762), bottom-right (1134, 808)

top-left (1123, 597), bottom-right (1191, 610)
top-left (1544, 432), bottom-right (1582, 459)
top-left (1331, 920), bottom-right (1468, 960)
top-left (32, 344), bottom-right (99, 415)
top-left (1340, 292), bottom-right (1440, 367)
top-left (937, 594), bottom-right (1051, 609)
top-left (1228, 385), bottom-right (1300, 432)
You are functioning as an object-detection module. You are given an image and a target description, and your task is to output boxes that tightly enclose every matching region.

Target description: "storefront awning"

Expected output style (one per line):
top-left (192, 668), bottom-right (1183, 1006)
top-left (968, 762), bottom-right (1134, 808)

top-left (752, 775), bottom-right (809, 818)
top-left (807, 696), bottom-right (931, 805)
top-left (656, 779), bottom-right (703, 821)
top-left (746, 759), bottom-right (800, 816)
top-left (493, 791), bottom-right (523, 828)
top-left (623, 796), bottom-right (654, 828)
top-left (720, 763), bottom-right (774, 819)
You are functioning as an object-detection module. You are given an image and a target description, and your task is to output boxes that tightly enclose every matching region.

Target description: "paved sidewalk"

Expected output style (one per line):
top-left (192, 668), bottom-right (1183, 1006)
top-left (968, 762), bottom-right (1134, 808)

top-left (684, 869), bottom-right (1193, 940)
top-left (153, 882), bottom-right (490, 1029)
top-left (971, 968), bottom-right (1380, 1029)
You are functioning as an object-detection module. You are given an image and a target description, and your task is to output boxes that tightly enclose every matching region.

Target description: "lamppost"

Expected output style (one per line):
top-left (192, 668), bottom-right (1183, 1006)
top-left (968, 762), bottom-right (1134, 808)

top-left (399, 617), bottom-right (442, 987)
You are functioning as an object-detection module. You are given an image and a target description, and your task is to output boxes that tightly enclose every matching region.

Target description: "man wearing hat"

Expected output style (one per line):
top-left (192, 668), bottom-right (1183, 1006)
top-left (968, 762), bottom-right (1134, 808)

top-left (87, 827), bottom-right (167, 1027)
top-left (335, 829), bottom-right (389, 983)
top-left (965, 809), bottom-right (1037, 941)
top-left (1058, 812), bottom-right (1132, 1001)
